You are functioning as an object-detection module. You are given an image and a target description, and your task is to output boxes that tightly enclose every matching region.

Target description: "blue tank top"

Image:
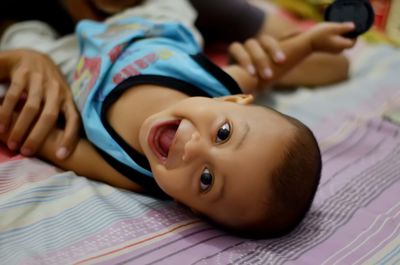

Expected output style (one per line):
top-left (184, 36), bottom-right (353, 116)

top-left (71, 17), bottom-right (242, 198)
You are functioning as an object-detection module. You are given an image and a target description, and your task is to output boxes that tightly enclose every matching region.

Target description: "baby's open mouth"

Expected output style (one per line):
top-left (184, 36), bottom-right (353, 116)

top-left (148, 120), bottom-right (181, 161)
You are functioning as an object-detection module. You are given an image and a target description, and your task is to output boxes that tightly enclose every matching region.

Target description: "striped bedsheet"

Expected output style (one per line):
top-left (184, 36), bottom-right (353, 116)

top-left (1, 43), bottom-right (399, 265)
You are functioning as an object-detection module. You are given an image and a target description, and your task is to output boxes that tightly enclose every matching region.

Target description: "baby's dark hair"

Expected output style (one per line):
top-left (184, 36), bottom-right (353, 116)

top-left (229, 113), bottom-right (322, 239)
top-left (262, 114), bottom-right (322, 237)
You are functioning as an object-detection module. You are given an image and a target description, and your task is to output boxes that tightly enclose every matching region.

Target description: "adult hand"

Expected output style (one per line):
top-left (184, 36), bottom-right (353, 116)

top-left (0, 49), bottom-right (80, 159)
top-left (228, 34), bottom-right (286, 80)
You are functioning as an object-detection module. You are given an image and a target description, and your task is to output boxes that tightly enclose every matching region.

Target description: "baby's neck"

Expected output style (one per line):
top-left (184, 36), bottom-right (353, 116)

top-left (106, 84), bottom-right (188, 153)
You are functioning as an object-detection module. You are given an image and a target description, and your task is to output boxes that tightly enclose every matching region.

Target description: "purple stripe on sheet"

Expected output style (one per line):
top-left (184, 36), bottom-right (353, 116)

top-left (321, 121), bottom-right (367, 163)
top-left (22, 207), bottom-right (196, 265)
top-left (147, 234), bottom-right (244, 265)
top-left (0, 158), bottom-right (59, 194)
top-left (94, 225), bottom-right (214, 265)
top-left (316, 118), bottom-right (399, 203)
top-left (102, 226), bottom-right (244, 265)
top-left (295, 180), bottom-right (400, 265)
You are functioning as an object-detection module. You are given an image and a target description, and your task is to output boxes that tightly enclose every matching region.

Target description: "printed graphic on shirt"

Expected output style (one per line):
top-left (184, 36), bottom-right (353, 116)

top-left (112, 48), bottom-right (175, 84)
top-left (72, 57), bottom-right (101, 111)
top-left (108, 43), bottom-right (127, 63)
top-left (92, 48), bottom-right (175, 102)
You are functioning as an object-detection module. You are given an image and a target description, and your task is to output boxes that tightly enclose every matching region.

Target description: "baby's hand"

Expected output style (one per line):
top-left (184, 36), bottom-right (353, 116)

top-left (228, 34), bottom-right (286, 80)
top-left (307, 22), bottom-right (357, 53)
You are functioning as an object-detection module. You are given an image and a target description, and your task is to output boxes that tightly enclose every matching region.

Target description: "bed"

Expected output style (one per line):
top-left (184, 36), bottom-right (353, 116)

top-left (1, 14), bottom-right (400, 265)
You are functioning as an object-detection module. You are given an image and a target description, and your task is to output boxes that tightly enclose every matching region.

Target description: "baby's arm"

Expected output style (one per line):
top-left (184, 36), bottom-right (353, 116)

top-left (0, 114), bottom-right (143, 192)
top-left (251, 3), bottom-right (351, 87)
top-left (274, 53), bottom-right (349, 87)
top-left (224, 32), bottom-right (314, 92)
top-left (224, 22), bottom-right (356, 93)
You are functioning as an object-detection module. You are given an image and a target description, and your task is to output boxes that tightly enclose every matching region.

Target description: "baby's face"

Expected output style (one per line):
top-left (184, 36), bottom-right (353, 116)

top-left (139, 95), bottom-right (295, 227)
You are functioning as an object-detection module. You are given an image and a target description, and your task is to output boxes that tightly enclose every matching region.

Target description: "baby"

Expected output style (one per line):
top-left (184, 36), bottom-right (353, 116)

top-left (0, 1), bottom-right (355, 237)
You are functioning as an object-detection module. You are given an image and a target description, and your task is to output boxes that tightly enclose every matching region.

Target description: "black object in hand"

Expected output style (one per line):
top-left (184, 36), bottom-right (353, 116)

top-left (325, 0), bottom-right (375, 38)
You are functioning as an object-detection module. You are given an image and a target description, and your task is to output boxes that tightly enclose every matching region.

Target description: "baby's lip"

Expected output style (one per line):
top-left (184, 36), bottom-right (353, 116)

top-left (148, 120), bottom-right (181, 164)
top-left (165, 119), bottom-right (196, 169)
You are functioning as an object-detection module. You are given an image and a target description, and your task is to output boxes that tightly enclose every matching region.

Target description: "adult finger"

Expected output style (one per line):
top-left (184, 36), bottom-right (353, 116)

top-left (244, 39), bottom-right (273, 79)
top-left (258, 34), bottom-right (286, 63)
top-left (20, 80), bottom-right (61, 156)
top-left (8, 73), bottom-right (43, 152)
top-left (0, 68), bottom-right (28, 133)
top-left (228, 42), bottom-right (256, 75)
top-left (56, 99), bottom-right (80, 159)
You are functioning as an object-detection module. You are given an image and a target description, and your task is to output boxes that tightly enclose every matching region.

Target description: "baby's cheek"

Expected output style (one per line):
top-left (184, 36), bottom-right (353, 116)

top-left (152, 168), bottom-right (181, 196)
top-left (151, 167), bottom-right (168, 188)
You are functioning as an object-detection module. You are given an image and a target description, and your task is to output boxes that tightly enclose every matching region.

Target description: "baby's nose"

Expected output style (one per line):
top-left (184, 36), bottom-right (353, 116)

top-left (182, 132), bottom-right (207, 162)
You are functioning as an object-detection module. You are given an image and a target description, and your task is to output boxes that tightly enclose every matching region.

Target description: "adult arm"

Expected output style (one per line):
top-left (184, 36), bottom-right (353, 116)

top-left (0, 49), bottom-right (80, 158)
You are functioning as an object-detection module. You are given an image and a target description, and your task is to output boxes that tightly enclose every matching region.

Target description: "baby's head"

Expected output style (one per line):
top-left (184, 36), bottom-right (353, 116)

top-left (139, 95), bottom-right (322, 238)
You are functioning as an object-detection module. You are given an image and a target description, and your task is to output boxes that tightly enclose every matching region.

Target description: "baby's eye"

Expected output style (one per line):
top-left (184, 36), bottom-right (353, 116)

top-left (216, 122), bottom-right (231, 143)
top-left (200, 168), bottom-right (213, 192)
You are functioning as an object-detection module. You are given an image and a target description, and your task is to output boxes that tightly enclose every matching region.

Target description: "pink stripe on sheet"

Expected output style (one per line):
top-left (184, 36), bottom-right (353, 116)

top-left (297, 181), bottom-right (400, 265)
top-left (0, 146), bottom-right (61, 194)
top-left (22, 207), bottom-right (199, 265)
top-left (316, 119), bottom-right (399, 202)
top-left (97, 225), bottom-right (244, 265)
top-left (75, 221), bottom-right (205, 265)
top-left (279, 119), bottom-right (400, 265)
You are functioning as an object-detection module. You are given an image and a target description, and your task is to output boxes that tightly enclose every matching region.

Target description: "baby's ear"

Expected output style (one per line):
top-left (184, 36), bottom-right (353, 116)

top-left (216, 94), bottom-right (254, 105)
